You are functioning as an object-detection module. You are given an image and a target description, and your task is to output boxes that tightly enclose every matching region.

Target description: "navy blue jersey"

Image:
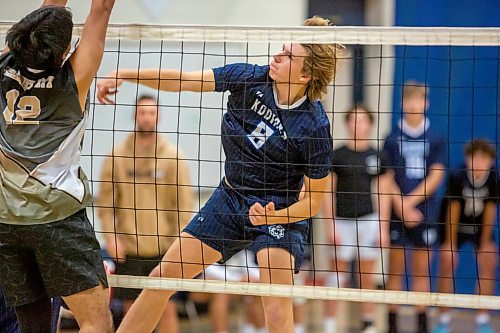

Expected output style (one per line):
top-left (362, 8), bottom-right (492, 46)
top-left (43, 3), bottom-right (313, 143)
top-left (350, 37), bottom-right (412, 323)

top-left (213, 63), bottom-right (333, 205)
top-left (383, 120), bottom-right (446, 222)
top-left (447, 167), bottom-right (499, 229)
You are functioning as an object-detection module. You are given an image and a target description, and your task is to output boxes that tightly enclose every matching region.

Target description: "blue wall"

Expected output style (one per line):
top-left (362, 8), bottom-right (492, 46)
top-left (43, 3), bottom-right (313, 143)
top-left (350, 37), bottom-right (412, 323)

top-left (393, 0), bottom-right (500, 295)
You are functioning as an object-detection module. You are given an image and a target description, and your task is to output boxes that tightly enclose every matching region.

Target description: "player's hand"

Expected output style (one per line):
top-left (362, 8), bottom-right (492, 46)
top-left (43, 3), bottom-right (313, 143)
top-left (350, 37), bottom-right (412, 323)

top-left (249, 202), bottom-right (275, 226)
top-left (106, 238), bottom-right (126, 263)
top-left (97, 71), bottom-right (124, 105)
top-left (398, 198), bottom-right (423, 228)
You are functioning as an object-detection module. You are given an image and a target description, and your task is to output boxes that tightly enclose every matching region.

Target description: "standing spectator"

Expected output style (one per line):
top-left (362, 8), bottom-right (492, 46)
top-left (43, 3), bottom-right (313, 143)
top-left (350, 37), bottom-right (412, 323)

top-left (323, 105), bottom-right (388, 333)
top-left (97, 94), bottom-right (194, 333)
top-left (433, 139), bottom-right (498, 333)
top-left (380, 81), bottom-right (446, 333)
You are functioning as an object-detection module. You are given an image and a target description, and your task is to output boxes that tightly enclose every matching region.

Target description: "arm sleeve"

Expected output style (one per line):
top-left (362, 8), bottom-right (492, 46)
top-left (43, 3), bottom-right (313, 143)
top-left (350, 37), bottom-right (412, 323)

top-left (302, 122), bottom-right (334, 179)
top-left (212, 63), bottom-right (268, 93)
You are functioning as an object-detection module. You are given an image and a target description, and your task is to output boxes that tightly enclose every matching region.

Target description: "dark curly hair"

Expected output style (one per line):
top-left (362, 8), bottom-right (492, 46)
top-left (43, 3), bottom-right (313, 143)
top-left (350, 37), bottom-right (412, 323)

top-left (6, 6), bottom-right (73, 70)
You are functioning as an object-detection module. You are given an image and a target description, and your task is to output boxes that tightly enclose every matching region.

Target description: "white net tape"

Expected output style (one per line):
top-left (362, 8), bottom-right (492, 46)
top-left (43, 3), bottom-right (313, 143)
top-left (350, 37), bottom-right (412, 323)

top-left (0, 23), bottom-right (499, 45)
top-left (108, 275), bottom-right (500, 310)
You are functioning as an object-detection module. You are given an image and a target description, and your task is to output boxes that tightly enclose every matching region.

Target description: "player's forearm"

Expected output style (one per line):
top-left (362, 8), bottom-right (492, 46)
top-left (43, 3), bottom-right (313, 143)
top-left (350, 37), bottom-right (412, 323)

top-left (267, 192), bottom-right (325, 224)
top-left (91, 0), bottom-right (115, 13)
top-left (114, 68), bottom-right (184, 92)
top-left (406, 165), bottom-right (445, 206)
top-left (321, 192), bottom-right (335, 222)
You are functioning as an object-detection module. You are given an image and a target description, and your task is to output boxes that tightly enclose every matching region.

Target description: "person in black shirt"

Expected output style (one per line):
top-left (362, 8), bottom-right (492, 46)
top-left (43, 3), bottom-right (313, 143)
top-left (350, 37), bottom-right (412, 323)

top-left (433, 140), bottom-right (499, 333)
top-left (322, 105), bottom-right (387, 333)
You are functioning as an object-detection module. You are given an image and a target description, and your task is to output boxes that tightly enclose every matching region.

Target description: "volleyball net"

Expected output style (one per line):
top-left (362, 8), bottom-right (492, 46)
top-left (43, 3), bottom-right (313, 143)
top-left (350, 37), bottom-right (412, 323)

top-left (1, 23), bottom-right (500, 310)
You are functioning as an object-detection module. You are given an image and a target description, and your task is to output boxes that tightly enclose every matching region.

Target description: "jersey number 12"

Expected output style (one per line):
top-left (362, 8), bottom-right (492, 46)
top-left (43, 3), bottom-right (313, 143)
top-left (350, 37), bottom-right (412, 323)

top-left (3, 89), bottom-right (41, 125)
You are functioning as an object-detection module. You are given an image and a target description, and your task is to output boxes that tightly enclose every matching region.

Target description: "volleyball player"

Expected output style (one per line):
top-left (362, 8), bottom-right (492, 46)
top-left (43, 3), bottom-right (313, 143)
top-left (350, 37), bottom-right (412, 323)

top-left (433, 139), bottom-right (498, 333)
top-left (0, 0), bottom-right (115, 332)
top-left (380, 81), bottom-right (446, 333)
top-left (97, 16), bottom-right (340, 333)
top-left (322, 105), bottom-right (387, 333)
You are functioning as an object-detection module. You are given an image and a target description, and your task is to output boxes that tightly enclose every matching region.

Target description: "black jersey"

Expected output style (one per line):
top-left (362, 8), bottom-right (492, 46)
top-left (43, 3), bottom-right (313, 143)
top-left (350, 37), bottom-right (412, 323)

top-left (0, 52), bottom-right (93, 224)
top-left (447, 168), bottom-right (499, 235)
top-left (331, 145), bottom-right (387, 218)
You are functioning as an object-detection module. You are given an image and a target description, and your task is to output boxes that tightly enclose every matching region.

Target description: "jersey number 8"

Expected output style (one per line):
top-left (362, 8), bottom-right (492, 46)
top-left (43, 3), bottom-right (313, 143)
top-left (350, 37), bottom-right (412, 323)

top-left (3, 89), bottom-right (41, 125)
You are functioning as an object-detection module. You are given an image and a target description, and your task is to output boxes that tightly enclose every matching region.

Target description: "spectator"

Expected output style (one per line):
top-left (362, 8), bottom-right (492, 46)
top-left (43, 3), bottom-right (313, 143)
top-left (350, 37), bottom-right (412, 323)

top-left (97, 95), bottom-right (194, 333)
top-left (433, 139), bottom-right (499, 333)
top-left (380, 81), bottom-right (446, 333)
top-left (323, 105), bottom-right (388, 333)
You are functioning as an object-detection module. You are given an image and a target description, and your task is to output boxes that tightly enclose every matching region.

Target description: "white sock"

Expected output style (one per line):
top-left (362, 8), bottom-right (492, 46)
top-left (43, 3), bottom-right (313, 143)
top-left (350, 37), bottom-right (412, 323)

top-left (295, 324), bottom-right (306, 333)
top-left (439, 312), bottom-right (451, 325)
top-left (256, 328), bottom-right (268, 333)
top-left (240, 324), bottom-right (256, 333)
top-left (324, 317), bottom-right (337, 333)
top-left (476, 313), bottom-right (490, 325)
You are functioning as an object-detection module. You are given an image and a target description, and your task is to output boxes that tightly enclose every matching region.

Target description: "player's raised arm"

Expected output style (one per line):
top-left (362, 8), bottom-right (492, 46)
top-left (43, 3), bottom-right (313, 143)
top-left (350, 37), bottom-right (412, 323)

top-left (69, 0), bottom-right (115, 109)
top-left (96, 69), bottom-right (215, 105)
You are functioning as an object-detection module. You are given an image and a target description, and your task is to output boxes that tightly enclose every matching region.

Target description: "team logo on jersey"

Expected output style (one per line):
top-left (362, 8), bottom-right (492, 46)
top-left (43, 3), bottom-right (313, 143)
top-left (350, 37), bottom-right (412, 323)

top-left (248, 121), bottom-right (275, 149)
top-left (268, 225), bottom-right (285, 239)
top-left (250, 92), bottom-right (288, 140)
top-left (365, 155), bottom-right (381, 175)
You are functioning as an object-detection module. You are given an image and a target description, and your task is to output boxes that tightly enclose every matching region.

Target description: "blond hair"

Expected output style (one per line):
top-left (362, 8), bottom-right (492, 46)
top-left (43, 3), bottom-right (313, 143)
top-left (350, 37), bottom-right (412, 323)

top-left (403, 80), bottom-right (428, 99)
top-left (301, 16), bottom-right (344, 101)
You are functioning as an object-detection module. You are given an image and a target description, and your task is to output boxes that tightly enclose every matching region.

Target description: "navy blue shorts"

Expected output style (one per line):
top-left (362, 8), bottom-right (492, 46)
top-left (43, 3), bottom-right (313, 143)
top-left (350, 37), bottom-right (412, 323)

top-left (183, 180), bottom-right (309, 273)
top-left (390, 219), bottom-right (438, 248)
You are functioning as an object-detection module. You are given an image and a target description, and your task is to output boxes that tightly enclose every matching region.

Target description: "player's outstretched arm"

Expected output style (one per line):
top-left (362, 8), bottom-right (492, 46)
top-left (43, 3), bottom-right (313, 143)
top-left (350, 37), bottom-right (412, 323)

top-left (2, 0), bottom-right (68, 55)
top-left (70, 0), bottom-right (116, 109)
top-left (96, 69), bottom-right (215, 104)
